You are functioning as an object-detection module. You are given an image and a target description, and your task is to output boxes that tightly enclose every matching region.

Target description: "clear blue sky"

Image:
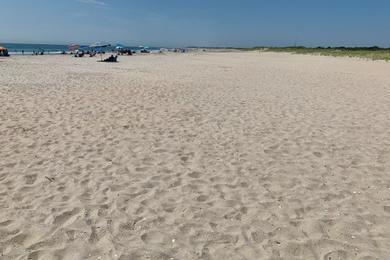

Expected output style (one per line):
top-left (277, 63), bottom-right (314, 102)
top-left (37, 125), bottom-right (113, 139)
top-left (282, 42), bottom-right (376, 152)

top-left (1, 0), bottom-right (389, 47)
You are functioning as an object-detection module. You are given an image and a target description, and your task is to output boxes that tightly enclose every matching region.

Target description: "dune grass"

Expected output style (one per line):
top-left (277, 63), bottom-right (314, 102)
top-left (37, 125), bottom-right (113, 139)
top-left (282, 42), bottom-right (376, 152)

top-left (248, 46), bottom-right (390, 61)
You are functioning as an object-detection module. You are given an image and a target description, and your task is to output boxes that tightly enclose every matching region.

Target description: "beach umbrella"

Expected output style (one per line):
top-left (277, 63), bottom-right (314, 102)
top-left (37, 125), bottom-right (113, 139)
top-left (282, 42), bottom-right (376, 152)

top-left (115, 44), bottom-right (124, 50)
top-left (0, 46), bottom-right (7, 51)
top-left (69, 44), bottom-right (80, 51)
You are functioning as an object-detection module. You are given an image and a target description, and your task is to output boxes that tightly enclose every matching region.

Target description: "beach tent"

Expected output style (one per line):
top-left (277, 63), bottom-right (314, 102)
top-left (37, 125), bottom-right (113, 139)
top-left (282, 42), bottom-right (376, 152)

top-left (139, 45), bottom-right (150, 53)
top-left (138, 45), bottom-right (150, 49)
top-left (0, 46), bottom-right (9, 56)
top-left (89, 42), bottom-right (111, 61)
top-left (78, 45), bottom-right (90, 52)
top-left (69, 44), bottom-right (91, 53)
top-left (90, 42), bottom-right (111, 49)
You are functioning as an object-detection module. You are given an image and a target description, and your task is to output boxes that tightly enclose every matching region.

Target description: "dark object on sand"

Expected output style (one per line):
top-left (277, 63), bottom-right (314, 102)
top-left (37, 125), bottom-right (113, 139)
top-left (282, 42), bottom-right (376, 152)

top-left (34, 50), bottom-right (44, 55)
top-left (118, 49), bottom-right (132, 55)
top-left (45, 176), bottom-right (55, 182)
top-left (101, 55), bottom-right (118, 62)
top-left (0, 47), bottom-right (9, 57)
top-left (75, 51), bottom-right (85, 57)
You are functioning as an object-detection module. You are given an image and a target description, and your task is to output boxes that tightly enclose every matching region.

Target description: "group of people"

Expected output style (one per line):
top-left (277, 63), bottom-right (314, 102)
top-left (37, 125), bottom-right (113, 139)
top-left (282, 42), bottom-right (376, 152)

top-left (74, 51), bottom-right (98, 58)
top-left (0, 47), bottom-right (9, 57)
top-left (102, 55), bottom-right (118, 62)
top-left (32, 50), bottom-right (44, 55)
top-left (117, 49), bottom-right (133, 55)
top-left (73, 50), bottom-right (118, 62)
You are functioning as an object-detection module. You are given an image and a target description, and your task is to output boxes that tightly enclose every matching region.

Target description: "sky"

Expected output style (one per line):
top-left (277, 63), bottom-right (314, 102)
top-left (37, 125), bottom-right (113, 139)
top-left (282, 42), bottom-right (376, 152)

top-left (1, 0), bottom-right (390, 47)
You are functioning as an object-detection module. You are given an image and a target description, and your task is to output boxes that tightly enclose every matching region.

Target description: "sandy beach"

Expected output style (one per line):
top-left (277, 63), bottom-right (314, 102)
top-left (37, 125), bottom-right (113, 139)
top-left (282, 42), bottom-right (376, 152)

top-left (1, 52), bottom-right (390, 259)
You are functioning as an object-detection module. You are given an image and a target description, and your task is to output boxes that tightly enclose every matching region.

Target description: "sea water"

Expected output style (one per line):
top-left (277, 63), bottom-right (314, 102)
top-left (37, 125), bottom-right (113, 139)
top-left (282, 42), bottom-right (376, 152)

top-left (1, 43), bottom-right (161, 55)
top-left (2, 43), bottom-right (69, 54)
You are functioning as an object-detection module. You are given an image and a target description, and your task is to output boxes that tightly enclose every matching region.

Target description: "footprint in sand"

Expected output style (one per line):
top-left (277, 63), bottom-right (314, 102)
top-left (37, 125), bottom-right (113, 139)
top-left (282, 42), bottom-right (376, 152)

top-left (0, 220), bottom-right (13, 227)
top-left (251, 230), bottom-right (266, 243)
top-left (141, 231), bottom-right (166, 245)
top-left (8, 232), bottom-right (29, 246)
top-left (24, 174), bottom-right (37, 185)
top-left (197, 195), bottom-right (208, 202)
top-left (188, 171), bottom-right (201, 179)
top-left (52, 208), bottom-right (81, 226)
top-left (323, 250), bottom-right (349, 260)
top-left (27, 250), bottom-right (41, 260)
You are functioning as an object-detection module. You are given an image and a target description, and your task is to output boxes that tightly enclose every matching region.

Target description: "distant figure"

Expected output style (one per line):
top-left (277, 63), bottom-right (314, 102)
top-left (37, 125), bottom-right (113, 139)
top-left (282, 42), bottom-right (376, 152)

top-left (75, 51), bottom-right (84, 57)
top-left (22, 50), bottom-right (24, 55)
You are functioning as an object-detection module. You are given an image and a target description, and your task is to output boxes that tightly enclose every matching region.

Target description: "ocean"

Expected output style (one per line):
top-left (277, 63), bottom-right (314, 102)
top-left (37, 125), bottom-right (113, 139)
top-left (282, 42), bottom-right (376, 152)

top-left (2, 43), bottom-right (68, 54)
top-left (1, 43), bottom-right (161, 54)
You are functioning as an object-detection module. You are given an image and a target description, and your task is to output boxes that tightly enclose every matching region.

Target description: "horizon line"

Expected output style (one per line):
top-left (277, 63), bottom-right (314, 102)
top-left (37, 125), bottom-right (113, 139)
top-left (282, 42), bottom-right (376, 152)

top-left (2, 41), bottom-right (390, 49)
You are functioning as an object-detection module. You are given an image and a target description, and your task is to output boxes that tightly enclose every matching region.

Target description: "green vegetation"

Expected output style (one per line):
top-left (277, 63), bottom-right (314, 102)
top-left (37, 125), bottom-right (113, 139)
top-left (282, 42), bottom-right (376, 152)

top-left (247, 46), bottom-right (390, 61)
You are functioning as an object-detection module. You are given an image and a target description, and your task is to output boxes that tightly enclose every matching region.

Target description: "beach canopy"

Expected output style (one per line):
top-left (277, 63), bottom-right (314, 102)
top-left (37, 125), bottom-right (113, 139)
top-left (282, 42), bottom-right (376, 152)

top-left (115, 44), bottom-right (124, 50)
top-left (79, 45), bottom-right (90, 50)
top-left (90, 42), bottom-right (111, 48)
top-left (89, 42), bottom-right (111, 61)
top-left (0, 46), bottom-right (7, 51)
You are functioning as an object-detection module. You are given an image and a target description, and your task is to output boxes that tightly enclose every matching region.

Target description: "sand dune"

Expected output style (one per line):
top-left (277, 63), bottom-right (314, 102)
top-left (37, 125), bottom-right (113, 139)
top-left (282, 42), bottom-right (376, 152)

top-left (0, 52), bottom-right (390, 259)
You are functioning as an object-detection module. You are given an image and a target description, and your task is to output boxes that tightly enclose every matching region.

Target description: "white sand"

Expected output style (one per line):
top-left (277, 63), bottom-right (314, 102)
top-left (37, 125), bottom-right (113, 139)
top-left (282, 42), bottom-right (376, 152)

top-left (0, 52), bottom-right (390, 259)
